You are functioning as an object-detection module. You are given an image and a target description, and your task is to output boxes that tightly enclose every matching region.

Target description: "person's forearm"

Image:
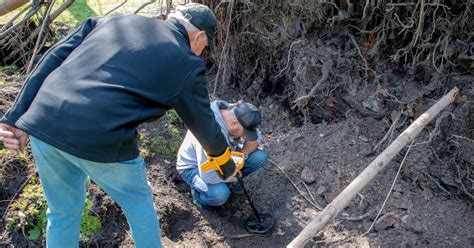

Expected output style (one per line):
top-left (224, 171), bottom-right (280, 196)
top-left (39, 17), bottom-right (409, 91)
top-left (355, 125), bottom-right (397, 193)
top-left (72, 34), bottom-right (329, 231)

top-left (242, 140), bottom-right (258, 154)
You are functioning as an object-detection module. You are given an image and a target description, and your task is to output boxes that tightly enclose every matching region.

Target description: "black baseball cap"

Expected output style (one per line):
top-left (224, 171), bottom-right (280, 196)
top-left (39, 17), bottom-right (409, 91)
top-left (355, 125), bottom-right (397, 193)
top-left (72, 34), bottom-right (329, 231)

top-left (231, 102), bottom-right (262, 141)
top-left (175, 3), bottom-right (217, 53)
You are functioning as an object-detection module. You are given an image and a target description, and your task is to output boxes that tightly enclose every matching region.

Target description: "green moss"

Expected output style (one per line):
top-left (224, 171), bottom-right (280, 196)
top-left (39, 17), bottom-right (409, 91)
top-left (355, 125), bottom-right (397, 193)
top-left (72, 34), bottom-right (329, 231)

top-left (166, 110), bottom-right (183, 126)
top-left (150, 125), bottom-right (182, 160)
top-left (7, 177), bottom-right (47, 240)
top-left (7, 177), bottom-right (101, 241)
top-left (138, 110), bottom-right (184, 160)
top-left (80, 197), bottom-right (102, 241)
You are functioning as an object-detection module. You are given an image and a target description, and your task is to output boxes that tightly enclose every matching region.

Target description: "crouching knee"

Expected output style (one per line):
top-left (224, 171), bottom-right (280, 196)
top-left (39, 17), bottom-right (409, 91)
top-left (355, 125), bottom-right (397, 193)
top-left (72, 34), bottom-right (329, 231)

top-left (252, 149), bottom-right (269, 167)
top-left (206, 184), bottom-right (230, 206)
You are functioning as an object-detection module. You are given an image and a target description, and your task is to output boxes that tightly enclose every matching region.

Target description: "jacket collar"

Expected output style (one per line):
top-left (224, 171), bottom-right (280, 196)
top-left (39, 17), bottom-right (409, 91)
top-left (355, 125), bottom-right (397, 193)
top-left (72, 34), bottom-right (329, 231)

top-left (166, 18), bottom-right (190, 46)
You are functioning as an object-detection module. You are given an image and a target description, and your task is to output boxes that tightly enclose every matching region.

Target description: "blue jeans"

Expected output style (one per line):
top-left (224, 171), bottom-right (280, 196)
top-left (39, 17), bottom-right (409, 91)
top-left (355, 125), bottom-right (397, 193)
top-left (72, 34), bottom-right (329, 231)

top-left (29, 136), bottom-right (162, 248)
top-left (180, 149), bottom-right (268, 206)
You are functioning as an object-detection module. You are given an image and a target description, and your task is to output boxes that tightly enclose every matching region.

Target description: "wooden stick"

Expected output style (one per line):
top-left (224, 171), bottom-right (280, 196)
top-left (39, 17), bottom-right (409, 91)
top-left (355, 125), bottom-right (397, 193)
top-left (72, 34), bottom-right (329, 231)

top-left (0, 0), bottom-right (29, 16)
top-left (0, 2), bottom-right (32, 32)
top-left (0, 4), bottom-right (42, 40)
top-left (27, 0), bottom-right (56, 73)
top-left (287, 87), bottom-right (459, 248)
top-left (2, 0), bottom-right (75, 63)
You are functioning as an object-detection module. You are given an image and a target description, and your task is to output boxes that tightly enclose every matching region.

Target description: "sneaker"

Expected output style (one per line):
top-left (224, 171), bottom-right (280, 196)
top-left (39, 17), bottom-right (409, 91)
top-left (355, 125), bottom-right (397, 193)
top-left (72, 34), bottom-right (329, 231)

top-left (229, 182), bottom-right (244, 194)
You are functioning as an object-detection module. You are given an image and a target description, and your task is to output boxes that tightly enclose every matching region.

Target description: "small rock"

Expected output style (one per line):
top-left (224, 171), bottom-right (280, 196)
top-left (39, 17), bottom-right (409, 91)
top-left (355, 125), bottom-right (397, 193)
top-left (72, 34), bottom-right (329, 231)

top-left (400, 220), bottom-right (424, 235)
top-left (317, 186), bottom-right (327, 196)
top-left (300, 166), bottom-right (316, 184)
top-left (394, 199), bottom-right (411, 210)
top-left (392, 192), bottom-right (402, 199)
top-left (324, 192), bottom-right (338, 203)
top-left (401, 215), bottom-right (409, 223)
top-left (374, 212), bottom-right (398, 231)
top-left (362, 98), bottom-right (380, 113)
top-left (401, 238), bottom-right (418, 247)
top-left (393, 184), bottom-right (403, 192)
top-left (274, 227), bottom-right (285, 236)
top-left (360, 221), bottom-right (372, 233)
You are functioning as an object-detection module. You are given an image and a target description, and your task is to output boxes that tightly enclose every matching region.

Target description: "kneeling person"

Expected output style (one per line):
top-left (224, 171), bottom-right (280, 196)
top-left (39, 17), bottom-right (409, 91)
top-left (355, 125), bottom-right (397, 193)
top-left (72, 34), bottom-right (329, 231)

top-left (176, 100), bottom-right (268, 208)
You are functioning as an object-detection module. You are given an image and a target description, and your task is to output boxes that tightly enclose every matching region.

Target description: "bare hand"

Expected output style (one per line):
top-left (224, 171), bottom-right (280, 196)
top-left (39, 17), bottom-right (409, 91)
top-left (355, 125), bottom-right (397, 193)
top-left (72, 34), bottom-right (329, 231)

top-left (0, 123), bottom-right (29, 153)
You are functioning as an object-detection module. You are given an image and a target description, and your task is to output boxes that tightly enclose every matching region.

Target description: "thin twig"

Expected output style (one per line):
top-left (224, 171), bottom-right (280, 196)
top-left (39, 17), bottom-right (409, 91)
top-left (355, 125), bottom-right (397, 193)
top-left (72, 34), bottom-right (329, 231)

top-left (105, 0), bottom-right (128, 16)
top-left (373, 112), bottom-right (401, 153)
top-left (27, 0), bottom-right (56, 73)
top-left (349, 34), bottom-right (375, 79)
top-left (275, 39), bottom-right (305, 78)
top-left (268, 159), bottom-right (322, 211)
top-left (228, 233), bottom-right (260, 239)
top-left (301, 181), bottom-right (317, 206)
top-left (423, 171), bottom-right (451, 195)
top-left (365, 140), bottom-right (414, 234)
top-left (291, 59), bottom-right (331, 110)
top-left (452, 158), bottom-right (474, 200)
top-left (449, 135), bottom-right (474, 143)
top-left (338, 211), bottom-right (371, 221)
top-left (0, 3), bottom-right (33, 32)
top-left (3, 0), bottom-right (74, 63)
top-left (413, 112), bottom-right (454, 147)
top-left (133, 0), bottom-right (156, 14)
top-left (213, 1), bottom-right (235, 96)
top-left (0, 4), bottom-right (42, 40)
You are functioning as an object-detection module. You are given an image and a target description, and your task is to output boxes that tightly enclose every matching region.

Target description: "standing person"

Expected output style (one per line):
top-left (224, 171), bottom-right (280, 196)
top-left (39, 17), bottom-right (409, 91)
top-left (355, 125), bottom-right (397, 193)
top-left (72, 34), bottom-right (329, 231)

top-left (177, 100), bottom-right (269, 209)
top-left (0, 3), bottom-right (239, 248)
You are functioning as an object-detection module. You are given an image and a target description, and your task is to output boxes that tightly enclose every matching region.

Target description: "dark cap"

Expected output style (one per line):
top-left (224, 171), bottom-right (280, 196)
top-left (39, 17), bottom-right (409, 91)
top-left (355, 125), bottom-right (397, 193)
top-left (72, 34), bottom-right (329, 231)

top-left (176, 3), bottom-right (217, 53)
top-left (231, 101), bottom-right (262, 141)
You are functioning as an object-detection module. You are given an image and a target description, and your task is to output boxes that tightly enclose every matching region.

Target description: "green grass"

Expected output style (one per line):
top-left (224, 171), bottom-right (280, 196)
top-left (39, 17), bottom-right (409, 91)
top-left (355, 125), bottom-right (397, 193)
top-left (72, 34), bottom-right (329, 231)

top-left (54, 0), bottom-right (98, 27)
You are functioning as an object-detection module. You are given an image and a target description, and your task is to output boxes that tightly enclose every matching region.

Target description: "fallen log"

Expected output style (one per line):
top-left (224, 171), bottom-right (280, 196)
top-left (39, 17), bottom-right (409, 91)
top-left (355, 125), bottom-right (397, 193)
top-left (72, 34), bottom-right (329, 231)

top-left (0, 0), bottom-right (28, 16)
top-left (287, 87), bottom-right (459, 248)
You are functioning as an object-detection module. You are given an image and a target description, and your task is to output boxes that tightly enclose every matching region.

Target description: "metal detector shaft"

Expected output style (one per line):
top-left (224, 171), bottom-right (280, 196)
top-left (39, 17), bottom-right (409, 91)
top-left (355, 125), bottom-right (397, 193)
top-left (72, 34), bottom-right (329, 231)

top-left (237, 176), bottom-right (262, 222)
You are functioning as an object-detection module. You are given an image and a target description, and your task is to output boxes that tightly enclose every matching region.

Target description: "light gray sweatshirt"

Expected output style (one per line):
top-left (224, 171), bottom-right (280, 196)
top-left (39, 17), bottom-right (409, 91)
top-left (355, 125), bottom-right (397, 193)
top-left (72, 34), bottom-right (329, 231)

top-left (176, 100), bottom-right (262, 184)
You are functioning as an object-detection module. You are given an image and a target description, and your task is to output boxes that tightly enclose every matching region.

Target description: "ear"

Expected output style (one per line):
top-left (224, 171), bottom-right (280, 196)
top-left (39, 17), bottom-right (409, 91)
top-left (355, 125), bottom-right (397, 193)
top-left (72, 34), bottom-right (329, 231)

top-left (196, 31), bottom-right (207, 42)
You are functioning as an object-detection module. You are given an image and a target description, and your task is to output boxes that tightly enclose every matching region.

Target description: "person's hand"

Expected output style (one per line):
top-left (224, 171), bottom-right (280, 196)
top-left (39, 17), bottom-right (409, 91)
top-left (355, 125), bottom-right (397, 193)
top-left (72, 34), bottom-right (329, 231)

top-left (231, 170), bottom-right (242, 179)
top-left (0, 123), bottom-right (29, 153)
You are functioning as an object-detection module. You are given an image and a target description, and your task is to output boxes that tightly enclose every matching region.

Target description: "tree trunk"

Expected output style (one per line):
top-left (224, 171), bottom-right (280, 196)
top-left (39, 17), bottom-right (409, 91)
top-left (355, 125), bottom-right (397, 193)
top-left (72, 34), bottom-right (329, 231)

top-left (0, 0), bottom-right (29, 16)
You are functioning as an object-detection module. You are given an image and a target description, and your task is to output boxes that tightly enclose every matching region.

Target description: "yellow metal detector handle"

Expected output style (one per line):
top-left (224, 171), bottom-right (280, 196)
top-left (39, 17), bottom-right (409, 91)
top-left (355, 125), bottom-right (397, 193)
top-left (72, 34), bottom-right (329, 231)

top-left (201, 148), bottom-right (245, 175)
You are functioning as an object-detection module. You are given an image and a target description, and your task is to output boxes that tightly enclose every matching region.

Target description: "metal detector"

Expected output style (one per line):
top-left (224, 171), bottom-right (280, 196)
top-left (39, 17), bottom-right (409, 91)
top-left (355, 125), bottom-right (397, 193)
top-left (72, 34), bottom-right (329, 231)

top-left (237, 176), bottom-right (274, 234)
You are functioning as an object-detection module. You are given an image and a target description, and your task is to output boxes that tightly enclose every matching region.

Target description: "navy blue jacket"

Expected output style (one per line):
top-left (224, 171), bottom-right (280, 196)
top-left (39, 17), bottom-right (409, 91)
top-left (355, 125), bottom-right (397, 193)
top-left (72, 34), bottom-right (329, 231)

top-left (1, 15), bottom-right (229, 162)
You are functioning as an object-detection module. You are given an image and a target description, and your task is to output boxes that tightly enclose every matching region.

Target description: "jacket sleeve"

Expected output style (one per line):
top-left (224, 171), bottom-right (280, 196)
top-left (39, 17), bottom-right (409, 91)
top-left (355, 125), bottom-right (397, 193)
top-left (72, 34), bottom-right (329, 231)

top-left (1, 18), bottom-right (100, 126)
top-left (173, 62), bottom-right (229, 157)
